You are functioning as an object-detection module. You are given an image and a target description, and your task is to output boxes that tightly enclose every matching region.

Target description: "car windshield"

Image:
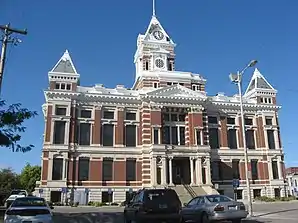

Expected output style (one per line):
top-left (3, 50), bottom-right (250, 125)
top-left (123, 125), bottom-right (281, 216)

top-left (10, 190), bottom-right (26, 196)
top-left (11, 197), bottom-right (47, 207)
top-left (206, 195), bottom-right (233, 203)
top-left (145, 190), bottom-right (179, 202)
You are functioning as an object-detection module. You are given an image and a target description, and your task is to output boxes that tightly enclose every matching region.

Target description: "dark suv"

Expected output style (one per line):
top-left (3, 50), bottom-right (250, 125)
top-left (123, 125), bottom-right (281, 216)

top-left (124, 188), bottom-right (182, 223)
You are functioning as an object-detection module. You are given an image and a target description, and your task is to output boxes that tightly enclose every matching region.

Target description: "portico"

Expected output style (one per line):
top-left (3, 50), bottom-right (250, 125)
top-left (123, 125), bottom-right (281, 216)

top-left (152, 155), bottom-right (212, 187)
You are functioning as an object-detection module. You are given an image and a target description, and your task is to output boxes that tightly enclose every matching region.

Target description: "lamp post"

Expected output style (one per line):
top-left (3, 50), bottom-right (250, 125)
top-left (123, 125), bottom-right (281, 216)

top-left (229, 60), bottom-right (257, 217)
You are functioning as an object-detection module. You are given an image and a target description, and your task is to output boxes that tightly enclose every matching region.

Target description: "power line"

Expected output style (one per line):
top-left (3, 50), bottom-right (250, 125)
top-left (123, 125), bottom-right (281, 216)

top-left (0, 23), bottom-right (27, 94)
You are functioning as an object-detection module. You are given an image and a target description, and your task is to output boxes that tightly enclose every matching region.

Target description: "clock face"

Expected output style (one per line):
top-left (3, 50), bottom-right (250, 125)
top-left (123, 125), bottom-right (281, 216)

top-left (155, 58), bottom-right (164, 68)
top-left (153, 30), bottom-right (164, 40)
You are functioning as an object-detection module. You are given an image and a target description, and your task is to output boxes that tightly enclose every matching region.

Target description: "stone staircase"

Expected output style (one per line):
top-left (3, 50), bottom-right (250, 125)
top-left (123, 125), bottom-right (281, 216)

top-left (171, 185), bottom-right (219, 204)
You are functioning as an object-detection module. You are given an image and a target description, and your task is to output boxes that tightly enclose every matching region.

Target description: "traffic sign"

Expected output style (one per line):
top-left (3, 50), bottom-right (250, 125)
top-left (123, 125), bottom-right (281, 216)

top-left (232, 179), bottom-right (240, 188)
top-left (108, 188), bottom-right (112, 194)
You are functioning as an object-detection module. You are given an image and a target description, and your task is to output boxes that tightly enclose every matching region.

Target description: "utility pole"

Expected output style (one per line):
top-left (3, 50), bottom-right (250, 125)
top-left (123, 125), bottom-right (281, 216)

top-left (0, 24), bottom-right (27, 93)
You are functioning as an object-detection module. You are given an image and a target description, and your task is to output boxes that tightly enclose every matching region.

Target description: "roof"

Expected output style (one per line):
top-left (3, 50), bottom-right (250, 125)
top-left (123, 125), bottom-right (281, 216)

top-left (244, 68), bottom-right (276, 96)
top-left (50, 50), bottom-right (78, 74)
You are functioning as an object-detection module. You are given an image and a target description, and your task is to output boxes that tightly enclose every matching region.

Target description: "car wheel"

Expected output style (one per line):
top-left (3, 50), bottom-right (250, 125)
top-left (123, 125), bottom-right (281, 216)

top-left (201, 212), bottom-right (210, 223)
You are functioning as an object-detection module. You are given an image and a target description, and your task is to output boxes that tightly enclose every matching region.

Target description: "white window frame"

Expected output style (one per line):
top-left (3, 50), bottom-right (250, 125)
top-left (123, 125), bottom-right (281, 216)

top-left (124, 123), bottom-right (138, 147)
top-left (152, 127), bottom-right (161, 144)
top-left (195, 128), bottom-right (203, 146)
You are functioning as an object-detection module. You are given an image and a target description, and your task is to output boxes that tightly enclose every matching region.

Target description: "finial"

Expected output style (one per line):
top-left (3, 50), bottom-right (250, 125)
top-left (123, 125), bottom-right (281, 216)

top-left (152, 0), bottom-right (156, 17)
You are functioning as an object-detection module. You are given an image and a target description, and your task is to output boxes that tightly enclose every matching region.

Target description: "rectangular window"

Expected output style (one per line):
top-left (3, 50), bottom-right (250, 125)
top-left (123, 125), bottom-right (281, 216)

top-left (272, 161), bottom-right (279, 179)
top-left (251, 160), bottom-right (259, 180)
top-left (66, 84), bottom-right (71, 90)
top-left (171, 114), bottom-right (178, 121)
top-left (208, 116), bottom-right (218, 124)
top-left (102, 158), bottom-right (113, 181)
top-left (52, 158), bottom-right (63, 180)
top-left (103, 111), bottom-right (114, 119)
top-left (125, 112), bottom-right (136, 120)
top-left (80, 110), bottom-right (92, 118)
top-left (78, 157), bottom-right (89, 181)
top-left (153, 129), bottom-right (159, 144)
top-left (265, 117), bottom-right (273, 125)
top-left (55, 83), bottom-right (60, 89)
top-left (232, 159), bottom-right (240, 179)
top-left (102, 124), bottom-right (114, 146)
top-left (163, 113), bottom-right (170, 121)
top-left (61, 83), bottom-right (65, 90)
top-left (253, 189), bottom-right (261, 198)
top-left (179, 126), bottom-right (185, 145)
top-left (267, 130), bottom-right (275, 149)
top-left (227, 129), bottom-right (237, 149)
top-left (162, 126), bottom-right (170, 144)
top-left (245, 130), bottom-right (255, 149)
top-left (79, 123), bottom-right (91, 145)
top-left (124, 125), bottom-right (136, 147)
top-left (55, 107), bottom-right (66, 116)
top-left (209, 128), bottom-right (219, 149)
top-left (178, 114), bottom-right (186, 122)
top-left (145, 61), bottom-right (149, 71)
top-left (126, 159), bottom-right (136, 181)
top-left (102, 191), bottom-right (113, 203)
top-left (245, 118), bottom-right (253, 125)
top-left (227, 117), bottom-right (235, 125)
top-left (171, 126), bottom-right (178, 145)
top-left (153, 82), bottom-right (158, 88)
top-left (53, 121), bottom-right (66, 144)
top-left (196, 129), bottom-right (202, 145)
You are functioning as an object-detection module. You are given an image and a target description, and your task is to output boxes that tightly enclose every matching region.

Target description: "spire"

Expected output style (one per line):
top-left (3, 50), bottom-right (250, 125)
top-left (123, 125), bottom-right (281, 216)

top-left (50, 49), bottom-right (78, 74)
top-left (152, 0), bottom-right (156, 17)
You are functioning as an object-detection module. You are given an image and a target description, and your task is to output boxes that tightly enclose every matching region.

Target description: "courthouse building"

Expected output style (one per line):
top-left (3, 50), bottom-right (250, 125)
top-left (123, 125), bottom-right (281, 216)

top-left (37, 10), bottom-right (286, 203)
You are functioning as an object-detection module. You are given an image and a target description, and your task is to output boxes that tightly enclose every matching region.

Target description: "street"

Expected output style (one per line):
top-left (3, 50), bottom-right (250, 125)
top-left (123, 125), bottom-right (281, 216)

top-left (1, 201), bottom-right (298, 222)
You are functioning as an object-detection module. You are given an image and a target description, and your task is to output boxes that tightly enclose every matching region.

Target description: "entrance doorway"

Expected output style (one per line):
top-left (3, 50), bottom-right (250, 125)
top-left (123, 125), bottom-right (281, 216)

top-left (171, 158), bottom-right (190, 185)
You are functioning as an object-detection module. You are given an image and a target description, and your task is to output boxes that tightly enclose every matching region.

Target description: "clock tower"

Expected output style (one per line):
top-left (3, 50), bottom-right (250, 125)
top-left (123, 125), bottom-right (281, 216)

top-left (133, 1), bottom-right (176, 83)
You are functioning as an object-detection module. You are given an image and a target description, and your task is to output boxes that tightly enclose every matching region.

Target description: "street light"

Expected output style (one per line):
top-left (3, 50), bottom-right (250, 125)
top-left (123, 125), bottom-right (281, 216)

top-left (229, 60), bottom-right (258, 217)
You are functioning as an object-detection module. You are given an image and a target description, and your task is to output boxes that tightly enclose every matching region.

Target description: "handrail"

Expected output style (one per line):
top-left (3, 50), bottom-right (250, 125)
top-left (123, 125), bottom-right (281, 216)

top-left (181, 179), bottom-right (197, 198)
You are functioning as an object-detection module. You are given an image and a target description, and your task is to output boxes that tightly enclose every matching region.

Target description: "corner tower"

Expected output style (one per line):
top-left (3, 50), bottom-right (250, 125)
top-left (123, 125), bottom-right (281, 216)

top-left (48, 50), bottom-right (80, 92)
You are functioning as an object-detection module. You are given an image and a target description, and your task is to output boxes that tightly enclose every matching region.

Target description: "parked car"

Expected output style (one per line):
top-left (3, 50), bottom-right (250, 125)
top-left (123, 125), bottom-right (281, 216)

top-left (180, 194), bottom-right (248, 223)
top-left (4, 196), bottom-right (54, 223)
top-left (124, 188), bottom-right (182, 223)
top-left (4, 189), bottom-right (28, 208)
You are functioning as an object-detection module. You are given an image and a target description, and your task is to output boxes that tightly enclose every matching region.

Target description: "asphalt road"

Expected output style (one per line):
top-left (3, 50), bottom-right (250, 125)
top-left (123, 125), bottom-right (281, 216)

top-left (1, 202), bottom-right (298, 222)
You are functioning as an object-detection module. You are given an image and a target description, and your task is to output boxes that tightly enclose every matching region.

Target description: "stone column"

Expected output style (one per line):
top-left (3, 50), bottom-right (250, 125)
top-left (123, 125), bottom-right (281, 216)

top-left (152, 157), bottom-right (157, 186)
top-left (268, 159), bottom-right (273, 180)
top-left (64, 158), bottom-right (68, 180)
top-left (274, 130), bottom-right (280, 149)
top-left (190, 157), bottom-right (195, 185)
top-left (196, 157), bottom-right (202, 185)
top-left (162, 157), bottom-right (167, 186)
top-left (169, 157), bottom-right (174, 186)
top-left (205, 157), bottom-right (212, 185)
top-left (278, 157), bottom-right (283, 180)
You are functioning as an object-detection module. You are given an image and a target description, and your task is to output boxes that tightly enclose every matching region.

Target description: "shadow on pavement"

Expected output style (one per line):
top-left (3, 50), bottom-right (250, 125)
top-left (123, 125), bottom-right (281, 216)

top-left (53, 212), bottom-right (271, 223)
top-left (253, 208), bottom-right (298, 217)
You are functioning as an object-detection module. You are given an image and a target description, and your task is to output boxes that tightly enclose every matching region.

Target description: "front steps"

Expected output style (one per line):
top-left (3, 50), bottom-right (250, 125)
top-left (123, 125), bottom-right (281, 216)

top-left (170, 185), bottom-right (217, 204)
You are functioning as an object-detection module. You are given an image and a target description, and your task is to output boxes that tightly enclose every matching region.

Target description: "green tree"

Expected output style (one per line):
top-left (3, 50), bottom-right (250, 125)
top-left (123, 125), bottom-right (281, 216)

top-left (19, 163), bottom-right (41, 193)
top-left (0, 100), bottom-right (37, 152)
top-left (0, 168), bottom-right (20, 195)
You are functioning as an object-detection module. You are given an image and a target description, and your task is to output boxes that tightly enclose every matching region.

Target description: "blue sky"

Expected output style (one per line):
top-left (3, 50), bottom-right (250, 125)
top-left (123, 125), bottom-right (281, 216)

top-left (0, 0), bottom-right (297, 173)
